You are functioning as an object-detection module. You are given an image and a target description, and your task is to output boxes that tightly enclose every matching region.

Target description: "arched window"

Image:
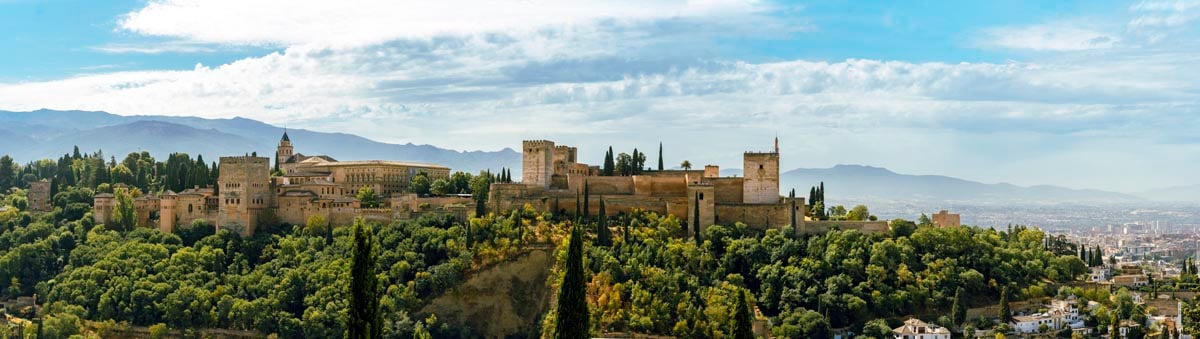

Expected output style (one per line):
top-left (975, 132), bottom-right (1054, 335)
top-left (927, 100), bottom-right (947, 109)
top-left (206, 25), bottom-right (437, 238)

top-left (188, 204), bottom-right (193, 213)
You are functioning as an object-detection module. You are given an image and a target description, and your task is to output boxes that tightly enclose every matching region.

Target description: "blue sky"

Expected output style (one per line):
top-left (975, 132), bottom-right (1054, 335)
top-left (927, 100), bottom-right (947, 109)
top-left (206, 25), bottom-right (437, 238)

top-left (0, 0), bottom-right (1197, 192)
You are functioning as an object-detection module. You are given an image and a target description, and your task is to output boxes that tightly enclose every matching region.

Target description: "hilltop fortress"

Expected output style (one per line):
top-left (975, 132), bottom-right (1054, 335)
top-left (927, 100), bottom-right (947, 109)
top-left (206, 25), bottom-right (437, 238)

top-left (490, 139), bottom-right (889, 235)
top-left (93, 133), bottom-right (888, 236)
top-left (94, 131), bottom-right (468, 236)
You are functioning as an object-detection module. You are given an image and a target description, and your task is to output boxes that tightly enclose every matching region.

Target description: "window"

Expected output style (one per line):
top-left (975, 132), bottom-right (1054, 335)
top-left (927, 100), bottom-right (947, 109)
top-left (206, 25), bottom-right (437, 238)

top-left (699, 193), bottom-right (704, 200)
top-left (759, 164), bottom-right (764, 169)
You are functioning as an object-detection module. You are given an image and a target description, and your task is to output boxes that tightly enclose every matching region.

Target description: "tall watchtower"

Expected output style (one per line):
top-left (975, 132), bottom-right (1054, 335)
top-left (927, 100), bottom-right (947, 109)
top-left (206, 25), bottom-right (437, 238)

top-left (743, 149), bottom-right (780, 204)
top-left (217, 155), bottom-right (271, 236)
top-left (522, 140), bottom-right (555, 189)
top-left (276, 130), bottom-right (293, 171)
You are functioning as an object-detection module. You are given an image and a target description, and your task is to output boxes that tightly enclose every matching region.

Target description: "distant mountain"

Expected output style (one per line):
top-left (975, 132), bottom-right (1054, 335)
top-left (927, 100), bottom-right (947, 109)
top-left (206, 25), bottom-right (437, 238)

top-left (0, 109), bottom-right (520, 172)
top-left (778, 164), bottom-right (1141, 204)
top-left (1137, 184), bottom-right (1200, 202)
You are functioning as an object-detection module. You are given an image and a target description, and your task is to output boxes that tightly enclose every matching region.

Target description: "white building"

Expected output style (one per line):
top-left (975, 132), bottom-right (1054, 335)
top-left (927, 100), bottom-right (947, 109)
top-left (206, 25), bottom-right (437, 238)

top-left (1011, 299), bottom-right (1083, 333)
top-left (893, 318), bottom-right (951, 339)
top-left (1090, 267), bottom-right (1109, 282)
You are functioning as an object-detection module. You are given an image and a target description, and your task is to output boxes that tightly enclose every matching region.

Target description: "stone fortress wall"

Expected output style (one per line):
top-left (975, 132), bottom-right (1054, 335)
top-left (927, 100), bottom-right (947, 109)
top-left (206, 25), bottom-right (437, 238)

top-left (491, 139), bottom-right (890, 235)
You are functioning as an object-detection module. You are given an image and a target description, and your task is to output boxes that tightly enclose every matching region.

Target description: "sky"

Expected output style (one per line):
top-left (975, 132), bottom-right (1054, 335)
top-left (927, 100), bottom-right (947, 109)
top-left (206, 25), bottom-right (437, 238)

top-left (0, 0), bottom-right (1198, 193)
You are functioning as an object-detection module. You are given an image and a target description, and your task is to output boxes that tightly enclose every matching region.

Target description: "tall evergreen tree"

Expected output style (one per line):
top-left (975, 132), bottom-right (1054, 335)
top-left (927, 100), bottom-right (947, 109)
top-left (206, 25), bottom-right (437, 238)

top-left (348, 218), bottom-right (382, 339)
top-left (693, 192), bottom-right (702, 244)
top-left (657, 142), bottom-right (664, 171)
top-left (952, 287), bottom-right (966, 328)
top-left (999, 286), bottom-right (1012, 323)
top-left (1080, 246), bottom-right (1088, 265)
top-left (583, 180), bottom-right (590, 219)
top-left (732, 289), bottom-right (754, 339)
top-left (596, 197), bottom-right (611, 246)
top-left (603, 147), bottom-right (615, 176)
top-left (555, 223), bottom-right (589, 339)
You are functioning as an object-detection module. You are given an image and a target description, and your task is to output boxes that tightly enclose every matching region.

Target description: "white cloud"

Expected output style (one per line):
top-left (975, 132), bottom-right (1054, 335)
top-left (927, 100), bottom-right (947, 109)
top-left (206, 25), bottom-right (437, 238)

top-left (1129, 0), bottom-right (1200, 29)
top-left (2, 1), bottom-right (1198, 191)
top-left (118, 0), bottom-right (770, 47)
top-left (90, 41), bottom-right (222, 54)
top-left (976, 22), bottom-right (1119, 51)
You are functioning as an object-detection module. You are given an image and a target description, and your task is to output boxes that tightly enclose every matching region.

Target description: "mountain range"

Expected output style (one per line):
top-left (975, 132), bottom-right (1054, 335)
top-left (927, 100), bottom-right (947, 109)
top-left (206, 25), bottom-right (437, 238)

top-left (0, 109), bottom-right (521, 173)
top-left (4, 109), bottom-right (1195, 205)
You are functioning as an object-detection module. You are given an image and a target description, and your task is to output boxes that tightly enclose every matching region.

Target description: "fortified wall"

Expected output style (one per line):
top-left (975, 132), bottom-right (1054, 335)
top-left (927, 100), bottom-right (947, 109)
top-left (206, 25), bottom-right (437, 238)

top-left (490, 139), bottom-right (890, 236)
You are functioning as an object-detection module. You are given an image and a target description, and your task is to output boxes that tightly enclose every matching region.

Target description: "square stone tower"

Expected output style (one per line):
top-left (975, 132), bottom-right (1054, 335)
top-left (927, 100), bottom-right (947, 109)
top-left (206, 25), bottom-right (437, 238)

top-left (522, 140), bottom-right (555, 189)
top-left (742, 152), bottom-right (780, 204)
top-left (28, 180), bottom-right (51, 212)
top-left (217, 155), bottom-right (272, 236)
top-left (687, 182), bottom-right (716, 234)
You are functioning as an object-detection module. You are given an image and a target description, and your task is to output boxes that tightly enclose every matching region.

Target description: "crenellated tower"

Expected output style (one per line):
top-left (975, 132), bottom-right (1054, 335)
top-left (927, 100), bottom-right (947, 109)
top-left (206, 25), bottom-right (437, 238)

top-left (522, 140), bottom-right (555, 189)
top-left (743, 140), bottom-right (780, 204)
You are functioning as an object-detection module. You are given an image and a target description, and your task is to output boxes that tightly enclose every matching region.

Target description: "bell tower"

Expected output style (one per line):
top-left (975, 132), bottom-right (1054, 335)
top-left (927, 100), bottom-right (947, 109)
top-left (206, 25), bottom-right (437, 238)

top-left (276, 130), bottom-right (293, 171)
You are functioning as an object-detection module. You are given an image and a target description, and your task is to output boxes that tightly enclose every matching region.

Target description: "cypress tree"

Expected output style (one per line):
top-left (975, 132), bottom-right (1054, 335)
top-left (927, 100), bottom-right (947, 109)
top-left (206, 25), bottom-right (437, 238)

top-left (693, 192), bottom-right (702, 244)
top-left (732, 289), bottom-right (754, 339)
top-left (583, 180), bottom-right (590, 219)
top-left (597, 197), bottom-right (610, 246)
top-left (555, 223), bottom-right (589, 339)
top-left (603, 147), bottom-right (615, 176)
top-left (952, 287), bottom-right (966, 328)
top-left (657, 142), bottom-right (664, 171)
top-left (632, 148), bottom-right (639, 175)
top-left (1080, 246), bottom-right (1087, 264)
top-left (348, 218), bottom-right (381, 339)
top-left (999, 286), bottom-right (1012, 324)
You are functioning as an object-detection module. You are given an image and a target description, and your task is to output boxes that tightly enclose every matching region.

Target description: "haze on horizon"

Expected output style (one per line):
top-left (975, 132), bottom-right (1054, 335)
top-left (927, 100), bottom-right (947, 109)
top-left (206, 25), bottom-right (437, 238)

top-left (0, 0), bottom-right (1197, 193)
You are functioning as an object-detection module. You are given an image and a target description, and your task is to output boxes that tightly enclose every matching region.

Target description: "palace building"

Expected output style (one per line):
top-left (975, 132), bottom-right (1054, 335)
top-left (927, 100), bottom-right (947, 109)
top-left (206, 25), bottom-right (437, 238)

top-left (95, 132), bottom-right (467, 236)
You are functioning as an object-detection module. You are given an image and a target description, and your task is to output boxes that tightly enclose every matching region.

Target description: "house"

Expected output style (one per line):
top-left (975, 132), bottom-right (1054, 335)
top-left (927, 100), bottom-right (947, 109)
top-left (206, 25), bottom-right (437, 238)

top-left (1090, 267), bottom-right (1109, 282)
top-left (1112, 274), bottom-right (1148, 287)
top-left (1011, 298), bottom-right (1083, 333)
top-left (893, 318), bottom-right (951, 339)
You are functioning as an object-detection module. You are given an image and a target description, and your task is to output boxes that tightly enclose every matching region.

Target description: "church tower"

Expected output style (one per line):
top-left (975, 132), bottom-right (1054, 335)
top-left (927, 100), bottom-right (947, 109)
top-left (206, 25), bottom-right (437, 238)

top-left (276, 130), bottom-right (293, 171)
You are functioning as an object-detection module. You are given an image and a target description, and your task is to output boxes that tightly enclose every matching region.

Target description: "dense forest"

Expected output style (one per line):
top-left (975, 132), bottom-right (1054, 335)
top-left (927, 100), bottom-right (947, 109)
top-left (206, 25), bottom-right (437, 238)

top-left (539, 210), bottom-right (1088, 338)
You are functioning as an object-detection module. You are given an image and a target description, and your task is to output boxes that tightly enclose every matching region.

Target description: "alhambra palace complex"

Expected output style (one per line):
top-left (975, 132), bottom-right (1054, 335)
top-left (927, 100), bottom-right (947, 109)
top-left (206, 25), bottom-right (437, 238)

top-left (92, 132), bottom-right (896, 236)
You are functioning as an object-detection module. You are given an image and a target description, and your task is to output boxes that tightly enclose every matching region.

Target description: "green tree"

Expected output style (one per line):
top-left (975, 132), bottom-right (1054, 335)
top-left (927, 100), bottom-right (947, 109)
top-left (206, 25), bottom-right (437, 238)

top-left (0, 155), bottom-right (14, 192)
top-left (603, 147), bottom-right (615, 176)
top-left (861, 318), bottom-right (892, 338)
top-left (952, 287), bottom-right (966, 328)
top-left (999, 286), bottom-right (1012, 323)
top-left (348, 218), bottom-right (381, 339)
top-left (469, 173), bottom-right (492, 217)
top-left (111, 188), bottom-right (137, 231)
top-left (657, 142), bottom-right (664, 171)
top-left (732, 289), bottom-right (754, 339)
top-left (680, 160), bottom-right (692, 171)
top-left (357, 186), bottom-right (381, 208)
top-left (430, 178), bottom-right (451, 196)
top-left (891, 218), bottom-right (917, 238)
top-left (773, 309), bottom-right (829, 338)
top-left (555, 223), bottom-right (589, 339)
top-left (410, 172), bottom-right (431, 196)
top-left (692, 193), bottom-right (701, 244)
top-left (847, 205), bottom-right (871, 221)
top-left (596, 197), bottom-right (611, 247)
top-left (918, 213), bottom-right (933, 226)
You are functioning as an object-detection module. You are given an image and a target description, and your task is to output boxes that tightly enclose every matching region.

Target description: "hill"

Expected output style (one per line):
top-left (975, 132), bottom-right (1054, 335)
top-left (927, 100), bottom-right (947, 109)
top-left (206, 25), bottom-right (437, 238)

top-left (1137, 184), bottom-right (1200, 202)
top-left (0, 109), bottom-right (520, 173)
top-left (775, 164), bottom-right (1141, 204)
